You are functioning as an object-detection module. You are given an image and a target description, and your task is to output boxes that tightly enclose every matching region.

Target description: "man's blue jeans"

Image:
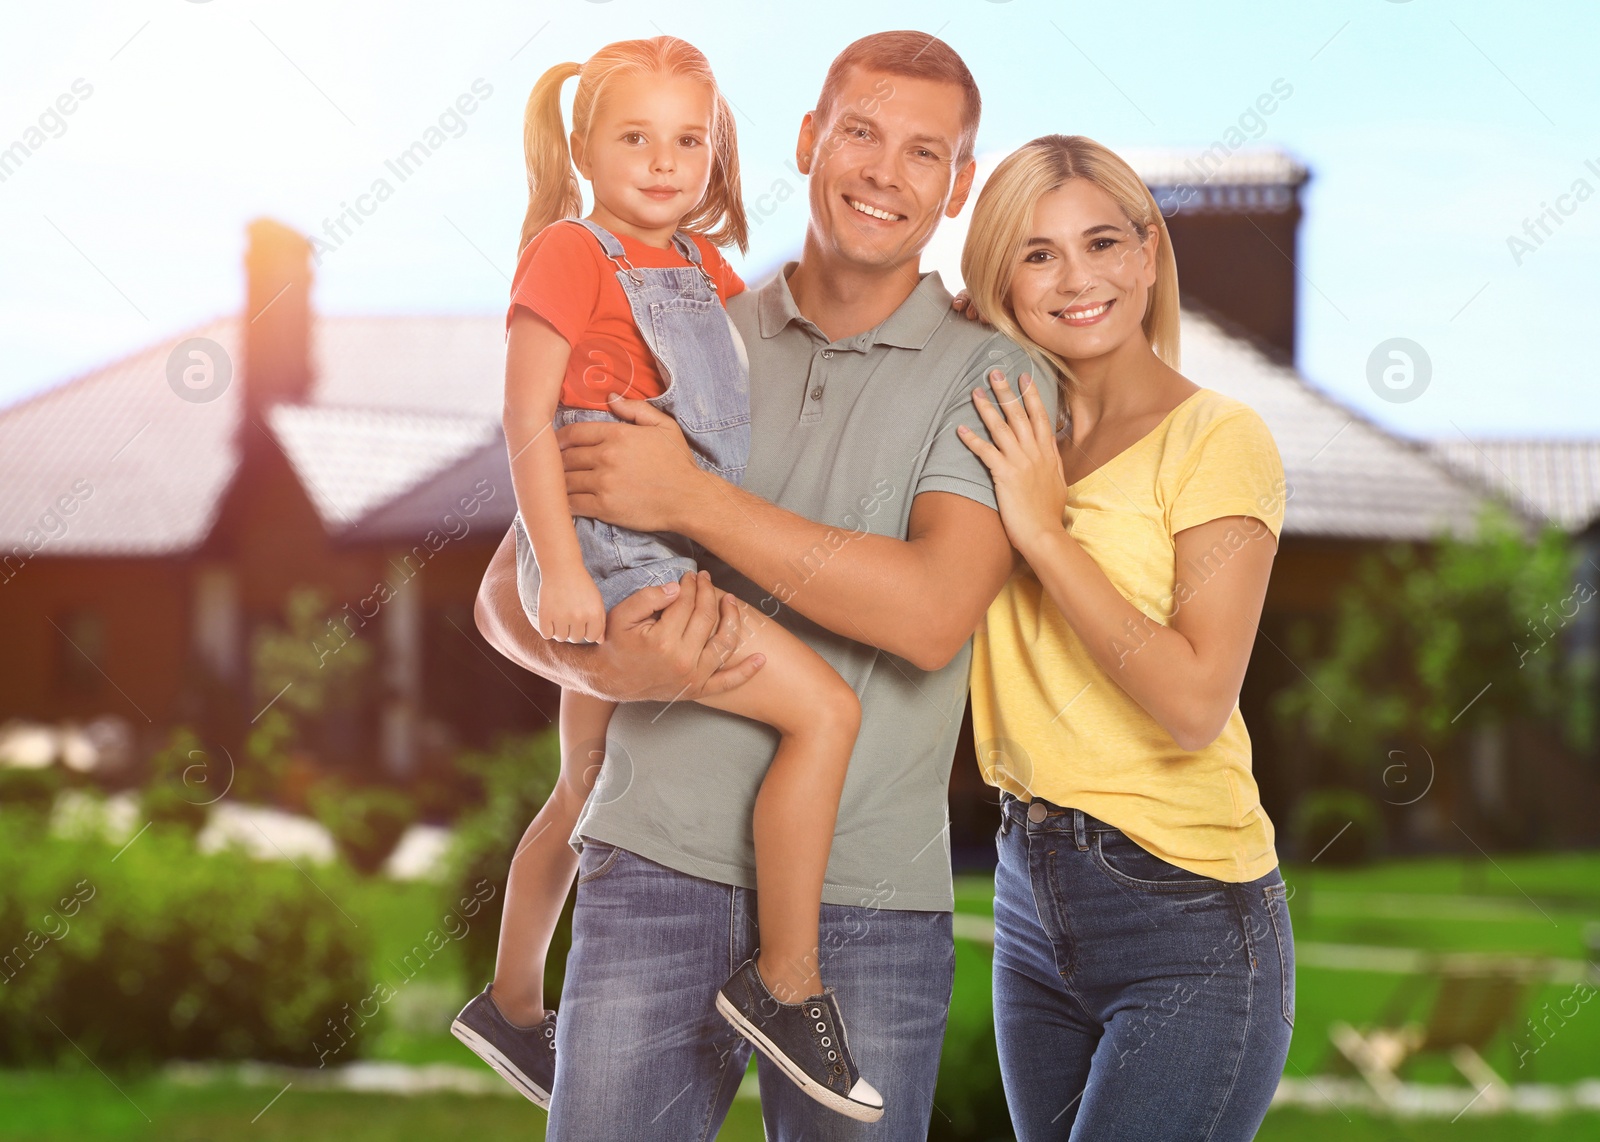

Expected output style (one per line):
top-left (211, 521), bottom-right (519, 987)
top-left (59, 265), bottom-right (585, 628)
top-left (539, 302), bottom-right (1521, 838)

top-left (992, 795), bottom-right (1294, 1141)
top-left (546, 840), bottom-right (954, 1141)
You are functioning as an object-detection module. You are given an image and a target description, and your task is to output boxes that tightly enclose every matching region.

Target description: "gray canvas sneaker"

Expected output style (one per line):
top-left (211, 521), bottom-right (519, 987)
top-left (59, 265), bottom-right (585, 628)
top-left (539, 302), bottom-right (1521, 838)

top-left (450, 984), bottom-right (557, 1108)
top-left (716, 958), bottom-right (884, 1122)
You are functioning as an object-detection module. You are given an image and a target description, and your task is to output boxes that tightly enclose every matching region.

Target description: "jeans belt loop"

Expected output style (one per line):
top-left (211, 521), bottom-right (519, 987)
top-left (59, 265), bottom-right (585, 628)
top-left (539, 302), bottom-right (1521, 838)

top-left (999, 800), bottom-right (1012, 836)
top-left (1072, 808), bottom-right (1089, 851)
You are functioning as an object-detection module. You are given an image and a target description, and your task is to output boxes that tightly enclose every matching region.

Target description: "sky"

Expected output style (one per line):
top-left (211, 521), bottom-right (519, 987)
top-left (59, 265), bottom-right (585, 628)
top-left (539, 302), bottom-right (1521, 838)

top-left (2, 0), bottom-right (1596, 440)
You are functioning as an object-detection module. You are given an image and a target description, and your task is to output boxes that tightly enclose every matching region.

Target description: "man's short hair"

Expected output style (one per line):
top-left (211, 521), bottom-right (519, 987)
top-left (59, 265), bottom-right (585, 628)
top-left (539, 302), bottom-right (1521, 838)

top-left (815, 31), bottom-right (981, 166)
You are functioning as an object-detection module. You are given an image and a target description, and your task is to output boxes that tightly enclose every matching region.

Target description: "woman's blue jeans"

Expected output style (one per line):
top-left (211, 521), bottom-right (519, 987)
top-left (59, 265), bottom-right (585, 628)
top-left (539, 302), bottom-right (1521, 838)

top-left (992, 794), bottom-right (1294, 1141)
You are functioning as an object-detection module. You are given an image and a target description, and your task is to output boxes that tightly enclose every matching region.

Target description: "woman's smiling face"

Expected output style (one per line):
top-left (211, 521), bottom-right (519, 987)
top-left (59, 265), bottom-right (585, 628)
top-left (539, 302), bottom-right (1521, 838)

top-left (1006, 178), bottom-right (1158, 364)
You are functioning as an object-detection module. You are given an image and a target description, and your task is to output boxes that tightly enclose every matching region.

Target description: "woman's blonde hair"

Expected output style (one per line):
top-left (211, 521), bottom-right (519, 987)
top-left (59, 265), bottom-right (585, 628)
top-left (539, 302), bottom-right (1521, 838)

top-left (961, 135), bottom-right (1180, 392)
top-left (518, 36), bottom-right (748, 258)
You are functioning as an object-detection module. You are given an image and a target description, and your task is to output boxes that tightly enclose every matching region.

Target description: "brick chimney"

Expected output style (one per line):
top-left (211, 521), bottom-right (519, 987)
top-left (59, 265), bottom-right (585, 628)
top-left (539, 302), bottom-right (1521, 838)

top-left (1138, 151), bottom-right (1309, 362)
top-left (241, 218), bottom-right (314, 426)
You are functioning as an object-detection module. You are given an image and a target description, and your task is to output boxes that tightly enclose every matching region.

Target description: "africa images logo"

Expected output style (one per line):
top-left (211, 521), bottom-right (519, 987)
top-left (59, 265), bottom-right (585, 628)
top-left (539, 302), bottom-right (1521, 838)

top-left (166, 337), bottom-right (232, 404)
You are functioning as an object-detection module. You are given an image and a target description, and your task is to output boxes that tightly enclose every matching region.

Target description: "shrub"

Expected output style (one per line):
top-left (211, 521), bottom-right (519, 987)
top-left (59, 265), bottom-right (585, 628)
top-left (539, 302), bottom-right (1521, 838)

top-left (1290, 788), bottom-right (1382, 865)
top-left (309, 780), bottom-right (417, 875)
top-left (0, 819), bottom-right (372, 1066)
top-left (0, 764), bottom-right (61, 822)
top-left (138, 727), bottom-right (213, 836)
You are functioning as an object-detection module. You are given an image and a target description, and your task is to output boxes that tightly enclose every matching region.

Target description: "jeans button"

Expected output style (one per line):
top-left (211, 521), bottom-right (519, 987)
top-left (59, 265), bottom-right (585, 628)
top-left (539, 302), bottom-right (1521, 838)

top-left (1027, 801), bottom-right (1047, 823)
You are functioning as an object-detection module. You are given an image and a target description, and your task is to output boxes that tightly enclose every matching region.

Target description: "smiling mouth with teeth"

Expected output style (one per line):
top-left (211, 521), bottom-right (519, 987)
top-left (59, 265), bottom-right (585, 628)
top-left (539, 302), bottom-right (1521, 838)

top-left (1052, 300), bottom-right (1113, 323)
top-left (845, 196), bottom-right (905, 222)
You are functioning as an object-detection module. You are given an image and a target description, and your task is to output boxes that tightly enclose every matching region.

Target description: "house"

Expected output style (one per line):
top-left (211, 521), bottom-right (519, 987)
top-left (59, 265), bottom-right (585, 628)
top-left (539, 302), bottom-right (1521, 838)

top-left (3, 150), bottom-right (1591, 848)
top-left (0, 220), bottom-right (553, 789)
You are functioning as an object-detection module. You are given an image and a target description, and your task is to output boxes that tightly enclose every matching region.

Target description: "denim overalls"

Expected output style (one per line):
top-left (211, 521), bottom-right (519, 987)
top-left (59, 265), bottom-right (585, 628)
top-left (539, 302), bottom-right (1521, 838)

top-left (513, 218), bottom-right (751, 623)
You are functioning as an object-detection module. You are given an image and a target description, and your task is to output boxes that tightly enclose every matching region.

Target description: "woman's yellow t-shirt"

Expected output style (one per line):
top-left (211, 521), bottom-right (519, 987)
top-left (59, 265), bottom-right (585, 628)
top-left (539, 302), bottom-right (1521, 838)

top-left (970, 388), bottom-right (1288, 882)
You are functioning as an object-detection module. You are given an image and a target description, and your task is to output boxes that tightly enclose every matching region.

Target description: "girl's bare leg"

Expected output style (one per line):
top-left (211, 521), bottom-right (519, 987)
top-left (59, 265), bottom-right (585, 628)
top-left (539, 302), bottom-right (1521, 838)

top-left (489, 688), bottom-right (615, 1026)
top-left (698, 595), bottom-right (861, 1004)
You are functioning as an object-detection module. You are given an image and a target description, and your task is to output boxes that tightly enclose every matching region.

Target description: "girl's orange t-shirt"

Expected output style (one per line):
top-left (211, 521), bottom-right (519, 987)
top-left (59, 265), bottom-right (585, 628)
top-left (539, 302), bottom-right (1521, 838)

top-left (506, 221), bottom-right (745, 409)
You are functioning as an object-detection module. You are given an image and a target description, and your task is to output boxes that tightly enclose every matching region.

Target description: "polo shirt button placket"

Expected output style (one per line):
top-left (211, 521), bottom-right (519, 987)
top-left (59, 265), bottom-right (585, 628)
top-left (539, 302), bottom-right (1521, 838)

top-left (802, 346), bottom-right (834, 422)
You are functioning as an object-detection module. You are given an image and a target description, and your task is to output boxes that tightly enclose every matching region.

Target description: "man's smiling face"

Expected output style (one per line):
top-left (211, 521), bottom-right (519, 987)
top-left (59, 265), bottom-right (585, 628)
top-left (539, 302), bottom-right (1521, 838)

top-left (796, 67), bottom-right (975, 274)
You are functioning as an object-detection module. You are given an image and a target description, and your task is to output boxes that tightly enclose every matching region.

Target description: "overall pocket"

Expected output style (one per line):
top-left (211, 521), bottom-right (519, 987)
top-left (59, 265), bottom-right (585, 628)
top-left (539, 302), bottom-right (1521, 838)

top-left (594, 518), bottom-right (691, 576)
top-left (647, 296), bottom-right (751, 434)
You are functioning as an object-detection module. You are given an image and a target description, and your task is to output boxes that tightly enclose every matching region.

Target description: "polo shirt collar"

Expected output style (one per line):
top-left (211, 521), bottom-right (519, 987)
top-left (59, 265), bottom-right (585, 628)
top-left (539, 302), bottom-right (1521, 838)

top-left (756, 261), bottom-right (952, 351)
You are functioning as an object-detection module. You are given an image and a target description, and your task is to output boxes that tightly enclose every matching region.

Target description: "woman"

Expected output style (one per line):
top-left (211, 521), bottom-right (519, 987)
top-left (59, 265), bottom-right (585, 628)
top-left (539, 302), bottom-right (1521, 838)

top-left (954, 135), bottom-right (1294, 1141)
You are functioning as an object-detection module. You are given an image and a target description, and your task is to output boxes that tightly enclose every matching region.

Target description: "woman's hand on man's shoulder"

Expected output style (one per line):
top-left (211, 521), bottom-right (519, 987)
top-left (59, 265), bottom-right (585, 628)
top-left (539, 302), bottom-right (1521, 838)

top-left (951, 290), bottom-right (991, 325)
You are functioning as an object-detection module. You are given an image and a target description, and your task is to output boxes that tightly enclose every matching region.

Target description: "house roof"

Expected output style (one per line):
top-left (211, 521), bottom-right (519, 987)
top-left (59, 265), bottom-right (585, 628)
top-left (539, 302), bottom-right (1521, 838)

top-left (1172, 306), bottom-right (1490, 540)
top-left (1429, 439), bottom-right (1600, 532)
top-left (0, 316), bottom-right (243, 556)
top-left (269, 404), bottom-right (500, 537)
top-left (0, 315), bottom-right (507, 555)
top-left (1123, 147), bottom-right (1310, 188)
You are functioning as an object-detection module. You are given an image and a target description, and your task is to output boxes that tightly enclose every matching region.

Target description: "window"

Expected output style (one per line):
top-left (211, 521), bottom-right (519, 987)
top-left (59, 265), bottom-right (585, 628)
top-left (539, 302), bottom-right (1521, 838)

top-left (54, 610), bottom-right (106, 697)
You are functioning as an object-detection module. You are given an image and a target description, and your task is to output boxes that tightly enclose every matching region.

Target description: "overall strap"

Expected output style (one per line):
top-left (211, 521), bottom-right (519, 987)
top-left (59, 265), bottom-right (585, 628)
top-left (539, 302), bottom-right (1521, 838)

top-left (671, 230), bottom-right (720, 292)
top-left (566, 217), bottom-right (626, 259)
top-left (566, 217), bottom-right (646, 284)
top-left (669, 230), bottom-right (703, 265)
top-left (567, 217), bottom-right (716, 291)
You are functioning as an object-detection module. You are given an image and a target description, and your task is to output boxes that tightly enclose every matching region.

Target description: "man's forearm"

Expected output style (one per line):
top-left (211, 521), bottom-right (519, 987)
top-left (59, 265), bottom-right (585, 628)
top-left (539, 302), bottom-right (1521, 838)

top-left (472, 534), bottom-right (607, 696)
top-left (474, 524), bottom-right (768, 703)
top-left (676, 480), bottom-right (1007, 671)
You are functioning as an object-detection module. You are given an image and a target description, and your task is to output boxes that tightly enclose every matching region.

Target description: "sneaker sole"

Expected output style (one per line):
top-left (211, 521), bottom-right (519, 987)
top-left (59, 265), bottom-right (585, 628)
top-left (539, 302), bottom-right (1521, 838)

top-left (715, 992), bottom-right (884, 1123)
top-left (450, 1018), bottom-right (552, 1109)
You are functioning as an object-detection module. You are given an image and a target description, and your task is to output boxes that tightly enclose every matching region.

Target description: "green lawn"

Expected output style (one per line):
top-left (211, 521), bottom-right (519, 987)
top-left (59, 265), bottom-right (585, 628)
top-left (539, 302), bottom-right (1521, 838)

top-left (6, 1069), bottom-right (1600, 1142)
top-left (0, 1070), bottom-right (768, 1141)
top-left (5, 853), bottom-right (1597, 1140)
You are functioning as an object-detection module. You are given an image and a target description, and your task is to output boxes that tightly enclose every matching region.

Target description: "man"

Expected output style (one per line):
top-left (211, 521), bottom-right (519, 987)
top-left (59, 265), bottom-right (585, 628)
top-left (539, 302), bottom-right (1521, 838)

top-left (475, 30), bottom-right (1054, 1140)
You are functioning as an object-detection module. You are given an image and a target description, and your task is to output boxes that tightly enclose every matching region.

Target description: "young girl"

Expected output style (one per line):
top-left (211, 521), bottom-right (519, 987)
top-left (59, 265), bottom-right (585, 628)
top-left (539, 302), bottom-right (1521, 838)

top-left (450, 36), bottom-right (883, 1124)
top-left (954, 135), bottom-right (1294, 1140)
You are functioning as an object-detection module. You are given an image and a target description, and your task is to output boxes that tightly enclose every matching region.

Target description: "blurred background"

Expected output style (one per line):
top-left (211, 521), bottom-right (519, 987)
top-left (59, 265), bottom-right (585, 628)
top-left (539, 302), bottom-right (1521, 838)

top-left (2, 1), bottom-right (1597, 1139)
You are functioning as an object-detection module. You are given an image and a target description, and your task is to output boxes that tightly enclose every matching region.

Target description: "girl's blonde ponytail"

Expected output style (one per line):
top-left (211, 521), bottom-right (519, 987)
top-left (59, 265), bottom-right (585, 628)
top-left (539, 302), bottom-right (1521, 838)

top-left (518, 61), bottom-right (583, 258)
top-left (681, 87), bottom-right (748, 254)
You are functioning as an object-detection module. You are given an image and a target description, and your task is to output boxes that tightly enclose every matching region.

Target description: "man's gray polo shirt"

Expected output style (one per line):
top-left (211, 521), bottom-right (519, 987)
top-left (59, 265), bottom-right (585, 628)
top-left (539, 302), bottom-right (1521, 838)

top-left (574, 262), bottom-right (1054, 912)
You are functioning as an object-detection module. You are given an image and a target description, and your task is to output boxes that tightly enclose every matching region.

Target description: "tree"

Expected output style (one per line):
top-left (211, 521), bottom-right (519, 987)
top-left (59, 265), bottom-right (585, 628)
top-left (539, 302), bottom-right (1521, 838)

top-left (238, 586), bottom-right (377, 801)
top-left (1275, 511), bottom-right (1595, 840)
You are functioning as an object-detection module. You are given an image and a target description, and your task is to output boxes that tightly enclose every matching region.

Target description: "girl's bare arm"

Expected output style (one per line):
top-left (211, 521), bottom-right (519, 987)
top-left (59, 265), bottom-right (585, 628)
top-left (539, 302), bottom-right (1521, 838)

top-left (505, 306), bottom-right (605, 643)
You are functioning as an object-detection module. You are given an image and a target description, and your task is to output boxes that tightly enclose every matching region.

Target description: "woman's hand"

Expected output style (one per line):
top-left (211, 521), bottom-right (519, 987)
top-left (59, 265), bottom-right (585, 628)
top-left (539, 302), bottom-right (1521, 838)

top-left (951, 289), bottom-right (990, 325)
top-left (957, 370), bottom-right (1068, 557)
top-left (536, 568), bottom-right (608, 644)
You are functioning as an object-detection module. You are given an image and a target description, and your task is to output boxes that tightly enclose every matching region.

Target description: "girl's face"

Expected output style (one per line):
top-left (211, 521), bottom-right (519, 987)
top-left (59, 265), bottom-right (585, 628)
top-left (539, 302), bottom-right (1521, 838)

top-left (1005, 178), bottom-right (1158, 364)
top-left (574, 71), bottom-right (717, 237)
